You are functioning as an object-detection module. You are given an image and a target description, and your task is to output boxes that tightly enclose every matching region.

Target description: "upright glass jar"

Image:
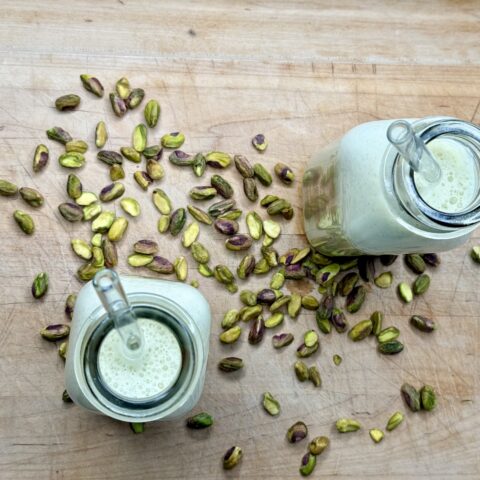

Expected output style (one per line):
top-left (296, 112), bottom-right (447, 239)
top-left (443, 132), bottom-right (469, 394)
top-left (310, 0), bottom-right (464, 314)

top-left (303, 117), bottom-right (480, 256)
top-left (65, 275), bottom-right (211, 423)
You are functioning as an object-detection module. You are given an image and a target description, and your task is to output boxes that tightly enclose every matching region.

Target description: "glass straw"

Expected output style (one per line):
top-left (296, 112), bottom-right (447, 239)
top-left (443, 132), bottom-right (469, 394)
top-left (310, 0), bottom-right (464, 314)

top-left (93, 269), bottom-right (144, 360)
top-left (387, 120), bottom-right (442, 183)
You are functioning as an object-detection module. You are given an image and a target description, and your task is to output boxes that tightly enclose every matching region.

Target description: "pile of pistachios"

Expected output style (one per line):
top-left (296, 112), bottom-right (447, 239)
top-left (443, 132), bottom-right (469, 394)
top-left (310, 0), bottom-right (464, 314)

top-left (2, 72), bottom-right (477, 476)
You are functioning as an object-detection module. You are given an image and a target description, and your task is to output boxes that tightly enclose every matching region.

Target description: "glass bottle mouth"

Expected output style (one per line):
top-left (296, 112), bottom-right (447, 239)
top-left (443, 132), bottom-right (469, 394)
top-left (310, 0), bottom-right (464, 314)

top-left (393, 119), bottom-right (480, 227)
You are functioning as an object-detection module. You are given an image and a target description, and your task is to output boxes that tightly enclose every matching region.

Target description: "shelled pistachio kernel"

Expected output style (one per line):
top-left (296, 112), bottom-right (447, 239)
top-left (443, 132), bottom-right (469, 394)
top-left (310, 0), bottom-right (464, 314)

top-left (144, 99), bottom-right (160, 128)
top-left (223, 446), bottom-right (242, 470)
top-left (308, 366), bottom-right (321, 387)
top-left (286, 421), bottom-right (308, 443)
top-left (186, 412), bottom-right (213, 429)
top-left (304, 330), bottom-right (318, 347)
top-left (413, 273), bottom-right (430, 295)
top-left (377, 326), bottom-right (400, 343)
top-left (182, 222), bottom-right (200, 248)
top-left (14, 210), bottom-right (35, 234)
top-left (161, 132), bottom-right (185, 149)
top-left (128, 254), bottom-right (154, 267)
top-left (333, 354), bottom-right (342, 366)
top-left (71, 239), bottom-right (92, 260)
top-left (218, 356), bottom-right (243, 372)
top-left (219, 325), bottom-right (241, 344)
top-left (370, 310), bottom-right (384, 336)
top-left (420, 385), bottom-right (437, 411)
top-left (309, 436), bottom-right (329, 456)
top-left (92, 211), bottom-right (115, 233)
top-left (336, 418), bottom-right (361, 433)
top-left (348, 319), bottom-right (372, 341)
top-left (262, 392), bottom-right (280, 416)
top-left (80, 74), bottom-right (104, 97)
top-left (299, 453), bottom-right (316, 477)
top-left (369, 429), bottom-right (384, 443)
top-left (401, 383), bottom-right (421, 412)
top-left (294, 360), bottom-right (309, 381)
top-left (120, 198), bottom-right (141, 217)
top-left (398, 282), bottom-right (413, 303)
top-left (374, 271), bottom-right (393, 288)
top-left (386, 411), bottom-right (404, 431)
top-left (222, 309), bottom-right (239, 329)
top-left (95, 121), bottom-right (108, 148)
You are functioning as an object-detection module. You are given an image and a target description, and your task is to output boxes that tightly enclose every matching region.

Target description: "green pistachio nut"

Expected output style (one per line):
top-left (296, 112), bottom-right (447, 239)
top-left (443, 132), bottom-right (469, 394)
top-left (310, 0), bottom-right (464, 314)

top-left (126, 88), bottom-right (145, 109)
top-left (161, 132), bottom-right (185, 149)
top-left (58, 202), bottom-right (83, 222)
top-left (336, 418), bottom-right (361, 433)
top-left (234, 154), bottom-right (254, 178)
top-left (14, 210), bottom-right (34, 234)
top-left (205, 151), bottom-right (231, 168)
top-left (32, 144), bottom-right (49, 173)
top-left (107, 217), bottom-right (128, 242)
top-left (144, 99), bottom-right (160, 127)
top-left (80, 74), bottom-right (104, 97)
top-left (262, 392), bottom-right (280, 416)
top-left (401, 383), bottom-right (421, 412)
top-left (19, 187), bottom-right (44, 208)
top-left (47, 126), bottom-right (72, 144)
top-left (55, 94), bottom-right (80, 112)
top-left (218, 356), bottom-right (243, 372)
top-left (223, 446), bottom-right (242, 470)
top-left (32, 272), bottom-right (48, 299)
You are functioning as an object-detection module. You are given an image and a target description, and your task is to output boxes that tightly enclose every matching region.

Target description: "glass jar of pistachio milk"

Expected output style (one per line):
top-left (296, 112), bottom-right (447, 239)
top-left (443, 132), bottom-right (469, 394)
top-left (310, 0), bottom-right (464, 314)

top-left (65, 270), bottom-right (211, 423)
top-left (303, 117), bottom-right (480, 256)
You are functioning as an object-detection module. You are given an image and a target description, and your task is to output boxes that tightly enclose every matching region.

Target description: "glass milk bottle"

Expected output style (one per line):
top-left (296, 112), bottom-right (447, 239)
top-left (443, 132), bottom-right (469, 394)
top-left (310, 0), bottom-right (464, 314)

top-left (303, 117), bottom-right (480, 256)
top-left (65, 270), bottom-right (211, 423)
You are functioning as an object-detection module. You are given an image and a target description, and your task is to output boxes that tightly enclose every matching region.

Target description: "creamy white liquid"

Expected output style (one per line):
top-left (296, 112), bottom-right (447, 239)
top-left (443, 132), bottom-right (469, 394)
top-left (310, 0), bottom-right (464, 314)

top-left (414, 137), bottom-right (479, 213)
top-left (98, 318), bottom-right (182, 402)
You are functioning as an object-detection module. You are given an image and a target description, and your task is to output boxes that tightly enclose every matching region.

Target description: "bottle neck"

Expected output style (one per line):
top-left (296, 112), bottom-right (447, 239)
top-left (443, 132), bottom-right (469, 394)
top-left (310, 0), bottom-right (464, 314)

top-left (391, 118), bottom-right (480, 229)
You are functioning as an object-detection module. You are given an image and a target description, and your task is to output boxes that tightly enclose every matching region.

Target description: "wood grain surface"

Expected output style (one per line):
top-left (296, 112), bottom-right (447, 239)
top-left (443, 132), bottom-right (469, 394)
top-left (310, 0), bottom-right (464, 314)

top-left (0, 1), bottom-right (480, 479)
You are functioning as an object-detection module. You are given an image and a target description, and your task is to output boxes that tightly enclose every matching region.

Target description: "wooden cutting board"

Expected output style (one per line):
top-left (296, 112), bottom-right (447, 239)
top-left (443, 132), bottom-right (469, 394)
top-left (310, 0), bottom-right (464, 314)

top-left (0, 1), bottom-right (479, 479)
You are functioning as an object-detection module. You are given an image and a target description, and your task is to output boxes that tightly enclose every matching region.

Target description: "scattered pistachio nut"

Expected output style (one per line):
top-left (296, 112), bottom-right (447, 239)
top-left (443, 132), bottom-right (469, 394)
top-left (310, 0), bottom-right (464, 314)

top-left (346, 285), bottom-right (367, 313)
top-left (108, 217), bottom-right (128, 242)
top-left (128, 253), bottom-right (154, 267)
top-left (222, 309), bottom-right (239, 329)
top-left (66, 174), bottom-right (82, 200)
top-left (262, 392), bottom-right (280, 416)
top-left (157, 214), bottom-right (170, 233)
top-left (243, 177), bottom-right (258, 202)
top-left (377, 325), bottom-right (400, 343)
top-left (386, 411), bottom-right (404, 431)
top-left (126, 88), bottom-right (145, 109)
top-left (263, 219), bottom-right (281, 239)
top-left (225, 234), bottom-right (253, 251)
top-left (240, 290), bottom-right (257, 306)
top-left (369, 428), bottom-right (384, 443)
top-left (336, 418), bottom-right (361, 433)
top-left (146, 159), bottom-right (164, 180)
top-left (97, 150), bottom-right (123, 165)
top-left (77, 262), bottom-right (102, 281)
top-left (59, 202), bottom-right (83, 222)
top-left (173, 256), bottom-right (188, 281)
top-left (134, 171), bottom-right (153, 190)
top-left (348, 319), bottom-right (372, 341)
top-left (80, 74), bottom-right (104, 97)
top-left (254, 163), bottom-right (273, 186)
top-left (109, 92), bottom-right (127, 117)
top-left (99, 182), bottom-right (125, 202)
top-left (109, 164), bottom-right (125, 181)
top-left (59, 152), bottom-right (85, 169)
top-left (91, 246), bottom-right (105, 267)
top-left (147, 256), bottom-right (174, 274)
top-left (332, 308), bottom-right (348, 334)
top-left (374, 271), bottom-right (393, 288)
top-left (65, 293), bottom-right (76, 320)
top-left (422, 253), bottom-right (441, 267)
top-left (260, 194), bottom-right (278, 207)
top-left (192, 153), bottom-right (206, 177)
top-left (95, 121), bottom-right (108, 148)
top-left (304, 330), bottom-right (319, 348)
top-left (144, 99), bottom-right (160, 128)
top-left (272, 332), bottom-right (294, 349)
top-left (296, 342), bottom-right (319, 358)
top-left (309, 366), bottom-right (321, 387)
top-left (287, 421), bottom-right (308, 443)
top-left (82, 203), bottom-right (102, 221)
top-left (0, 179), bottom-right (17, 196)
top-left (378, 340), bottom-right (404, 355)
top-left (71, 239), bottom-right (92, 260)
top-left (198, 263), bottom-right (213, 277)
top-left (133, 240), bottom-right (158, 255)
top-left (410, 314), bottom-right (436, 332)
top-left (40, 323), bottom-right (70, 341)
top-left (405, 253), bottom-right (426, 274)
top-left (246, 211), bottom-right (263, 240)
top-left (14, 210), bottom-right (35, 234)
top-left (187, 204), bottom-right (212, 225)
top-left (274, 162), bottom-right (295, 185)
top-left (420, 385), bottom-right (437, 411)
top-left (32, 272), bottom-right (48, 299)
top-left (205, 151), bottom-right (231, 168)
top-left (55, 94), bottom-right (80, 112)
top-left (299, 453), bottom-right (316, 477)
top-left (169, 150), bottom-right (193, 166)
top-left (190, 186), bottom-right (217, 201)
top-left (161, 132), bottom-right (185, 149)
top-left (76, 192), bottom-right (98, 206)
top-left (121, 147), bottom-right (141, 163)
top-left (398, 282), bottom-right (413, 303)
top-left (218, 356), bottom-right (243, 372)
top-left (103, 238), bottom-right (118, 268)
top-left (288, 293), bottom-right (302, 318)
top-left (252, 133), bottom-right (267, 152)
top-left (413, 273), bottom-right (430, 295)
top-left (333, 354), bottom-right (342, 366)
top-left (264, 312), bottom-right (284, 328)
top-left (401, 383), bottom-right (421, 412)
top-left (270, 271), bottom-right (285, 290)
top-left (370, 311), bottom-right (384, 336)
top-left (186, 412), bottom-right (213, 429)
top-left (58, 341), bottom-right (68, 360)
top-left (214, 218), bottom-right (239, 235)
top-left (338, 272), bottom-right (359, 296)
top-left (130, 423), bottom-right (145, 434)
top-left (208, 199), bottom-right (236, 217)
top-left (219, 325), bottom-right (242, 344)
top-left (169, 208), bottom-right (186, 236)
top-left (234, 154), bottom-right (254, 178)
top-left (47, 126), bottom-right (72, 144)
top-left (115, 77), bottom-right (131, 99)
top-left (132, 124), bottom-right (147, 152)
top-left (211, 174), bottom-right (233, 199)
top-left (19, 187), bottom-right (44, 208)
top-left (66, 139), bottom-right (88, 154)
top-left (248, 315), bottom-right (265, 345)
top-left (143, 145), bottom-right (163, 160)
top-left (182, 222), bottom-right (200, 248)
top-left (309, 436), bottom-right (329, 456)
top-left (191, 241), bottom-right (210, 264)
top-left (223, 446), bottom-right (242, 470)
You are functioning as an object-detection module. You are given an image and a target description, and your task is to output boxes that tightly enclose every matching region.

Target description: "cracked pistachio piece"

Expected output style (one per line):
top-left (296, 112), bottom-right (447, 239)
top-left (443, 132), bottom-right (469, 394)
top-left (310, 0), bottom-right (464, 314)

top-left (253, 258), bottom-right (270, 275)
top-left (32, 272), bottom-right (48, 299)
top-left (386, 411), bottom-right (404, 432)
top-left (144, 99), bottom-right (160, 128)
top-left (55, 94), bottom-right (80, 112)
top-left (336, 418), bottom-right (361, 433)
top-left (65, 294), bottom-right (76, 319)
top-left (214, 218), bottom-right (239, 235)
top-left (370, 310), bottom-right (384, 336)
top-left (187, 204), bottom-right (212, 225)
top-left (287, 421), bottom-right (307, 443)
top-left (374, 271), bottom-right (393, 288)
top-left (147, 256), bottom-right (174, 274)
top-left (109, 163), bottom-right (125, 182)
top-left (83, 203), bottom-right (102, 221)
top-left (161, 132), bottom-right (185, 149)
top-left (95, 121), bottom-right (108, 148)
top-left (333, 354), bottom-right (342, 366)
top-left (252, 133), bottom-right (267, 152)
top-left (243, 177), bottom-right (258, 202)
top-left (401, 383), bottom-right (421, 412)
top-left (348, 319), bottom-right (373, 341)
top-left (76, 192), bottom-right (98, 206)
top-left (14, 210), bottom-right (35, 234)
top-left (130, 422), bottom-right (144, 434)
top-left (262, 392), bottom-right (280, 416)
top-left (308, 366), bottom-right (321, 387)
top-left (398, 282), bottom-right (413, 303)
top-left (71, 239), bottom-right (92, 260)
top-left (309, 436), bottom-right (329, 456)
top-left (146, 159), bottom-right (164, 180)
top-left (120, 197), bottom-right (140, 217)
top-left (80, 74), bottom-right (104, 97)
top-left (369, 428), bottom-right (384, 443)
top-left (174, 256), bottom-right (188, 281)
top-left (213, 264), bottom-right (235, 284)
top-left (299, 453), bottom-right (316, 477)
top-left (296, 342), bottom-right (319, 358)
top-left (67, 174), bottom-right (82, 200)
top-left (198, 263), bottom-right (213, 277)
top-left (192, 153), bottom-right (206, 177)
top-left (97, 150), bottom-right (123, 165)
top-left (115, 77), bottom-right (131, 99)
top-left (237, 254), bottom-right (256, 280)
top-left (91, 211), bottom-right (115, 233)
top-left (274, 162), bottom-right (295, 185)
top-left (262, 219), bottom-right (281, 239)
top-left (240, 290), bottom-right (257, 306)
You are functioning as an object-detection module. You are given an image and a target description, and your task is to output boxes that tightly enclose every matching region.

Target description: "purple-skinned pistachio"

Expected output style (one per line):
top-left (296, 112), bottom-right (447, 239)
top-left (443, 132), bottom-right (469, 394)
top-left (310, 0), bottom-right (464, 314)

top-left (40, 324), bottom-right (70, 341)
top-left (147, 256), bottom-right (174, 274)
top-left (214, 218), bottom-right (239, 235)
top-left (296, 342), bottom-right (319, 358)
top-left (109, 92), bottom-right (127, 117)
top-left (331, 308), bottom-right (348, 333)
top-left (274, 162), bottom-right (295, 185)
top-left (256, 288), bottom-right (276, 305)
top-left (169, 150), bottom-right (193, 166)
top-left (248, 315), bottom-right (265, 345)
top-left (252, 133), bottom-right (268, 152)
top-left (133, 240), bottom-right (159, 255)
top-left (225, 234), bottom-right (253, 251)
top-left (97, 150), bottom-right (123, 165)
top-left (287, 421), bottom-right (308, 443)
top-left (99, 182), bottom-right (125, 202)
top-left (284, 263), bottom-right (306, 280)
top-left (237, 254), bottom-right (256, 279)
top-left (80, 74), bottom-right (104, 97)
top-left (33, 144), bottom-right (49, 172)
top-left (133, 171), bottom-right (153, 190)
top-left (272, 332), bottom-right (294, 349)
